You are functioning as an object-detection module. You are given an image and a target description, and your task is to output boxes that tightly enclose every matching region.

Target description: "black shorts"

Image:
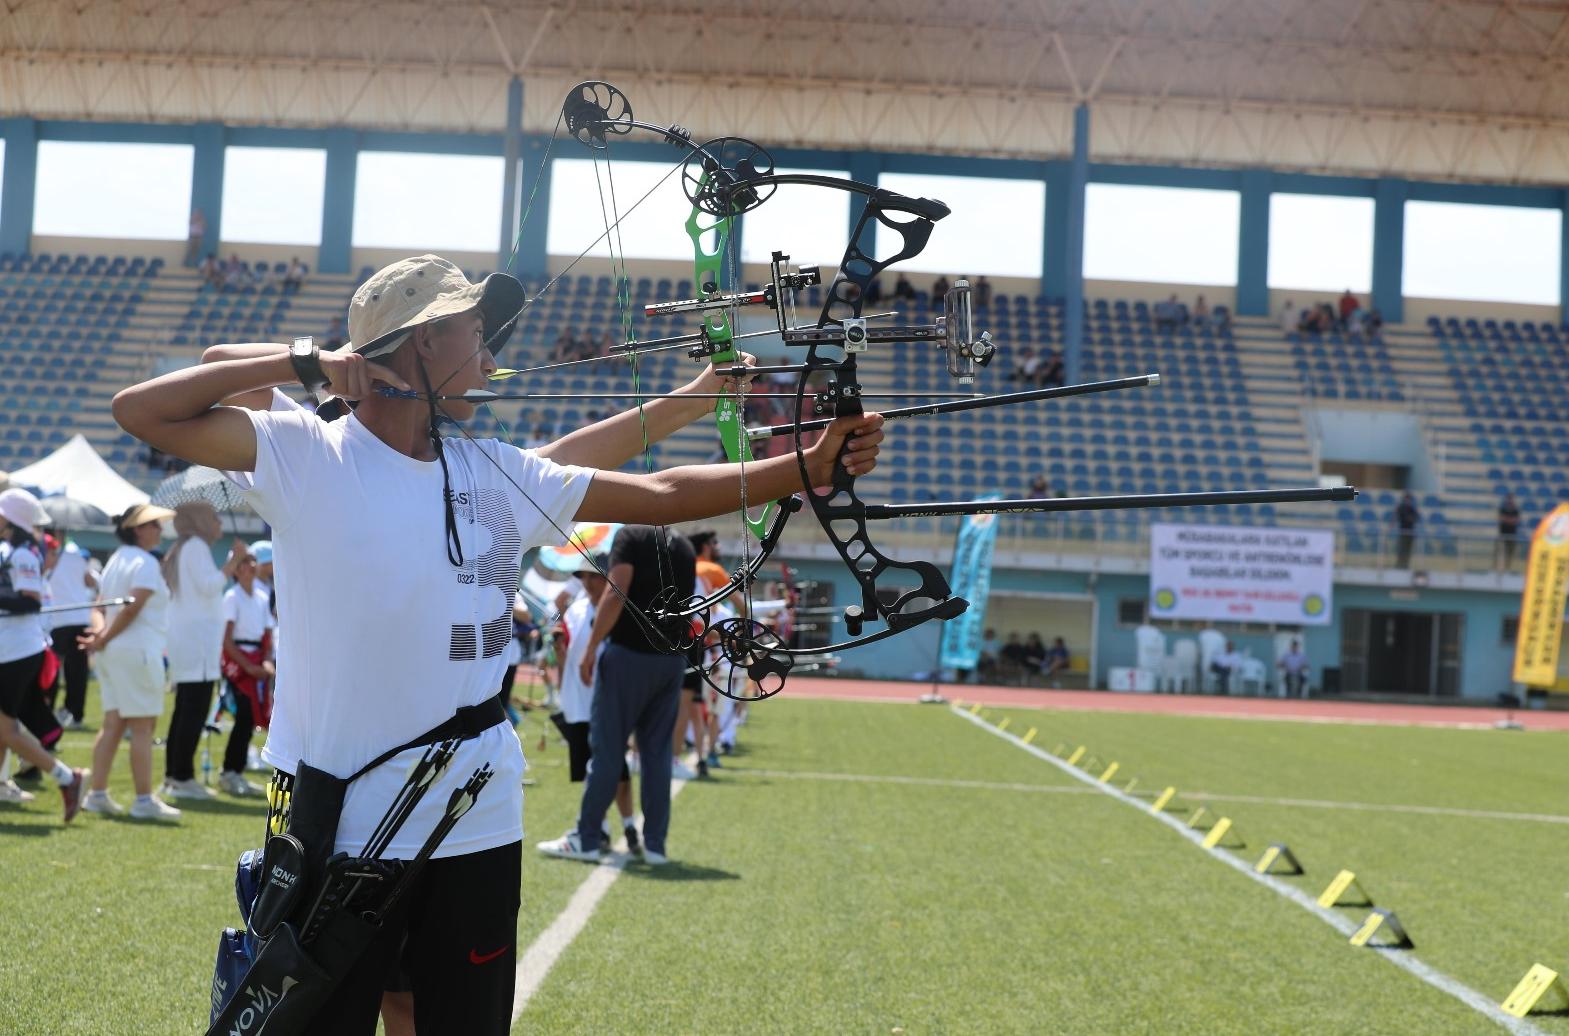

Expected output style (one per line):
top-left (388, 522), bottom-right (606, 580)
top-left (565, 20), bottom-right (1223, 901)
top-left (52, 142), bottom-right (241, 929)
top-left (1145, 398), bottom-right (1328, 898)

top-left (0, 651), bottom-right (44, 718)
top-left (302, 840), bottom-right (522, 1036)
top-left (550, 712), bottom-right (630, 784)
top-left (682, 641), bottom-right (706, 695)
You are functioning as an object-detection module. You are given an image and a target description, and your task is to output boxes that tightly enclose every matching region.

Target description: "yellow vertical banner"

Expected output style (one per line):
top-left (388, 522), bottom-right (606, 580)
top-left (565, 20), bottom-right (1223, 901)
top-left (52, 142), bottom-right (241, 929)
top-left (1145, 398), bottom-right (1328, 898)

top-left (1513, 505), bottom-right (1569, 689)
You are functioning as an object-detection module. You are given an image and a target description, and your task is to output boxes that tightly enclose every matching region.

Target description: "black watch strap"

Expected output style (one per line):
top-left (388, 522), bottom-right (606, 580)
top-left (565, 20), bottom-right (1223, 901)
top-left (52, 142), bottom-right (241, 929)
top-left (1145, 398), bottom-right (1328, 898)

top-left (289, 339), bottom-right (331, 397)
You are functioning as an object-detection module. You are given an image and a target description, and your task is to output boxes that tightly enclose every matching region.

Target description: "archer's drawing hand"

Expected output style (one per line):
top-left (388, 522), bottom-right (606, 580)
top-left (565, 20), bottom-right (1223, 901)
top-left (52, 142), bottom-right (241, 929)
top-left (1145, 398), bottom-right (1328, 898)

top-left (806, 413), bottom-right (884, 486)
top-left (318, 350), bottom-right (412, 400)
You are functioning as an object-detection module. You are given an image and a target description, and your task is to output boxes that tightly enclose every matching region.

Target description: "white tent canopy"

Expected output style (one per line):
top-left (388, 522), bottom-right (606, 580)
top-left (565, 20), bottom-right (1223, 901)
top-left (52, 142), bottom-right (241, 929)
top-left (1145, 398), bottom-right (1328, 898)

top-left (8, 435), bottom-right (149, 519)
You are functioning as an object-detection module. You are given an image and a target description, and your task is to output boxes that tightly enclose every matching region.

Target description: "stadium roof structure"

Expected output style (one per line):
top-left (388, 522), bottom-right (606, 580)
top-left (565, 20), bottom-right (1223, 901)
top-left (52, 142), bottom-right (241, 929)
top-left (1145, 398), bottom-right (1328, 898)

top-left (4, 0), bottom-right (1569, 184)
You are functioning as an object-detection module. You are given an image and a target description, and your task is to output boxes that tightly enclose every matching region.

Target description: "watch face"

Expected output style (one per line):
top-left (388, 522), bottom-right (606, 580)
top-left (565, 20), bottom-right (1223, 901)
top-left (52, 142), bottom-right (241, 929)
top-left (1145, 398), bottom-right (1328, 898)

top-left (292, 337), bottom-right (313, 356)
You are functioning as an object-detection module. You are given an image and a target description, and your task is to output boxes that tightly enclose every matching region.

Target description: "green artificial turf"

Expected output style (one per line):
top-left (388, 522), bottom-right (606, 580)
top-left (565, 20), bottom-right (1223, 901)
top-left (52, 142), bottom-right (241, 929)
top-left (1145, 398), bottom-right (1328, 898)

top-left (3, 689), bottom-right (1565, 1034)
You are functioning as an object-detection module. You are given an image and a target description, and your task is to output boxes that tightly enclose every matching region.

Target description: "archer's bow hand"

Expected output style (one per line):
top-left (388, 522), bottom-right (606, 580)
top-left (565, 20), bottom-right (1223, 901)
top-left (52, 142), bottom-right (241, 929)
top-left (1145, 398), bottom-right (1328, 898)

top-left (805, 413), bottom-right (885, 486)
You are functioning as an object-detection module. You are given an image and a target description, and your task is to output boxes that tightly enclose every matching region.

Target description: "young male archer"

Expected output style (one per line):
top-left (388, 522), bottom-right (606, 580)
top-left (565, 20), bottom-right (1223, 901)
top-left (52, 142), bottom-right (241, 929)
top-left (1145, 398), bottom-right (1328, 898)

top-left (113, 254), bottom-right (883, 1035)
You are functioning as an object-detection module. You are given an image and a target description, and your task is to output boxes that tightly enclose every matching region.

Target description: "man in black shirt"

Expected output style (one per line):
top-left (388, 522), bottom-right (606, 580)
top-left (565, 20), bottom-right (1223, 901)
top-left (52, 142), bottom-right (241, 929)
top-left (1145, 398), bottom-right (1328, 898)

top-left (1496, 494), bottom-right (1521, 570)
top-left (1394, 493), bottom-right (1420, 569)
top-left (539, 525), bottom-right (696, 865)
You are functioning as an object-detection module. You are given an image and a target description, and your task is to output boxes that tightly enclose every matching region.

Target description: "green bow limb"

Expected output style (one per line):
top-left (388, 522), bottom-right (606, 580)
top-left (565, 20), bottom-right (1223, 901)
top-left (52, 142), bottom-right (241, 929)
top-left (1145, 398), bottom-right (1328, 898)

top-left (686, 188), bottom-right (776, 542)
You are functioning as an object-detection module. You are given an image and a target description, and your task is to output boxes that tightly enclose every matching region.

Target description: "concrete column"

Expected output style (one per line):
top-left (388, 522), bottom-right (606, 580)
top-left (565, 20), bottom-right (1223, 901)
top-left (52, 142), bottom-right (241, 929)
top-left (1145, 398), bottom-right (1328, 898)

top-left (189, 122), bottom-right (226, 265)
top-left (1062, 104), bottom-right (1090, 385)
top-left (498, 77), bottom-right (523, 270)
top-left (1236, 169), bottom-right (1271, 316)
top-left (515, 134), bottom-right (552, 281)
top-left (1371, 178), bottom-right (1407, 324)
top-left (319, 128), bottom-right (358, 275)
top-left (0, 118), bottom-right (38, 257)
top-left (1043, 160), bottom-right (1069, 302)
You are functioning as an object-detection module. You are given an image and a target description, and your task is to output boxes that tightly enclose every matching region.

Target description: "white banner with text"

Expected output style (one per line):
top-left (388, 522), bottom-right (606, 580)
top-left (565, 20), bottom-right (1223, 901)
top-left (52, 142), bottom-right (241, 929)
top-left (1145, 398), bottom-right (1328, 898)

top-left (1148, 524), bottom-right (1335, 626)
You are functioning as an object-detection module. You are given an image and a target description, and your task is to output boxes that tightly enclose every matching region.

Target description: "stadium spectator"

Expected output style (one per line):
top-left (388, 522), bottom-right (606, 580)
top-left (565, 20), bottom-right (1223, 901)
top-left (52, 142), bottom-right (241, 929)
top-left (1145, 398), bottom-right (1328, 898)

top-left (864, 277), bottom-right (883, 306)
top-left (892, 273), bottom-right (916, 301)
top-left (977, 628), bottom-right (999, 682)
top-left (281, 256), bottom-right (308, 294)
top-left (0, 489), bottom-right (86, 819)
top-left (324, 316), bottom-right (346, 351)
top-left (1029, 474), bottom-right (1050, 498)
top-left (1009, 346), bottom-right (1041, 385)
top-left (186, 209), bottom-right (207, 266)
top-left (1496, 493), bottom-right (1521, 570)
top-left (1023, 633), bottom-right (1047, 675)
top-left (1338, 289), bottom-right (1359, 327)
top-left (82, 504), bottom-right (181, 821)
top-left (1154, 294), bottom-right (1182, 332)
top-left (1192, 294), bottom-right (1211, 329)
top-left (1277, 639), bottom-right (1309, 697)
top-left (1000, 632), bottom-right (1026, 681)
top-left (162, 502), bottom-right (244, 801)
top-left (199, 253), bottom-right (224, 289)
top-left (1210, 640), bottom-right (1243, 695)
top-left (1278, 299), bottom-right (1296, 332)
top-left (538, 525), bottom-right (698, 865)
top-left (222, 254), bottom-right (253, 291)
top-left (974, 275), bottom-right (993, 309)
top-left (931, 274), bottom-right (951, 299)
top-left (1042, 637), bottom-right (1070, 679)
top-left (544, 553), bottom-right (639, 849)
top-left (1365, 308), bottom-right (1384, 337)
top-left (1038, 348), bottom-right (1065, 388)
top-left (219, 551), bottom-right (274, 797)
top-left (45, 532), bottom-right (96, 729)
top-left (1394, 492), bottom-right (1420, 568)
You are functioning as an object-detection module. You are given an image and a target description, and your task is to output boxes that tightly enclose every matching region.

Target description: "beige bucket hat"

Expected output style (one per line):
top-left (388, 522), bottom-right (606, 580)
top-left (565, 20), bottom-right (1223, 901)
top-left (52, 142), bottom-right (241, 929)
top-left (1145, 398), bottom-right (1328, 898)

top-left (116, 502), bottom-right (176, 531)
top-left (348, 254), bottom-right (527, 360)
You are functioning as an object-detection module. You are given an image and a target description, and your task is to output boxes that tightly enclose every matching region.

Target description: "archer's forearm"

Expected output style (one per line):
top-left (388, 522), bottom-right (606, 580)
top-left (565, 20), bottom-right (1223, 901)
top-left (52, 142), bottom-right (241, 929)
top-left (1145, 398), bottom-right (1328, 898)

top-left (117, 354), bottom-right (295, 430)
top-left (578, 450), bottom-right (822, 526)
top-left (541, 388), bottom-right (713, 469)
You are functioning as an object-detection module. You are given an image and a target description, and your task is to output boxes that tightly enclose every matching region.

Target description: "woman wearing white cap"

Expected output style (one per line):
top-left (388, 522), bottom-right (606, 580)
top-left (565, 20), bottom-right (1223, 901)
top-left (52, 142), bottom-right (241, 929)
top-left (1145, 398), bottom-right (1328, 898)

top-left (0, 487), bottom-right (87, 820)
top-left (113, 254), bottom-right (884, 1032)
top-left (80, 502), bottom-right (182, 821)
top-left (160, 501), bottom-right (245, 800)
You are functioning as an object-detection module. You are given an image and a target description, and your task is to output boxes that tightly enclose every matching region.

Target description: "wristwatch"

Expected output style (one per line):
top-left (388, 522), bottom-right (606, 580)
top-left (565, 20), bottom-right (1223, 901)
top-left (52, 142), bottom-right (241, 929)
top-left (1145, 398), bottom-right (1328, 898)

top-left (289, 337), bottom-right (330, 398)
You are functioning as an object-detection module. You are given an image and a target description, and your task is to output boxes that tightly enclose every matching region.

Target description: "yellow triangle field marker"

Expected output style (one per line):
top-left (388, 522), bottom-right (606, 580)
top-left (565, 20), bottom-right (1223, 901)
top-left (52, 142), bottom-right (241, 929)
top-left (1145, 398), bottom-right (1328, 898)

top-left (1185, 806), bottom-right (1214, 830)
top-left (1254, 843), bottom-right (1304, 875)
top-left (1201, 816), bottom-right (1245, 849)
top-left (1098, 761), bottom-right (1120, 783)
top-left (1051, 742), bottom-right (1067, 757)
top-left (997, 718), bottom-right (1011, 732)
top-left (1066, 746), bottom-right (1086, 766)
top-left (1150, 787), bottom-right (1176, 813)
top-left (969, 702), bottom-right (983, 715)
top-left (953, 698), bottom-right (964, 709)
top-left (1317, 869), bottom-right (1373, 909)
top-left (1349, 909), bottom-right (1413, 949)
top-left (1022, 727), bottom-right (1037, 745)
top-left (1502, 964), bottom-right (1569, 1018)
top-left (1122, 776), bottom-right (1138, 794)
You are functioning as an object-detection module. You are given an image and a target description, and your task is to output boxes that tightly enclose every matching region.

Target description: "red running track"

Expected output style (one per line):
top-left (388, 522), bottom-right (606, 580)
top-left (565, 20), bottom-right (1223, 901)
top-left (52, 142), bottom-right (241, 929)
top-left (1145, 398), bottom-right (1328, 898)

top-left (785, 676), bottom-right (1569, 731)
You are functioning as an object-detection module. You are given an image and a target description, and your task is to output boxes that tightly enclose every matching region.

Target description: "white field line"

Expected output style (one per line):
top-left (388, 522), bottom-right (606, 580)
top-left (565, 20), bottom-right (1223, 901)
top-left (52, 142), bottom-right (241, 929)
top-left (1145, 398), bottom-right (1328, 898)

top-left (729, 768), bottom-right (1569, 826)
top-left (510, 764), bottom-right (692, 1022)
top-left (952, 706), bottom-right (1548, 1036)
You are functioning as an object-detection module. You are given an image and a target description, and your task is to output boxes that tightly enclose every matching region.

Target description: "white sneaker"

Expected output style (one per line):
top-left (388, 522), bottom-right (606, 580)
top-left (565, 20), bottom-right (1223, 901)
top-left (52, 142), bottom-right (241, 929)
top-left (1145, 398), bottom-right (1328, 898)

top-left (163, 778), bottom-right (218, 800)
top-left (641, 849), bottom-right (670, 866)
top-left (0, 779), bottom-right (35, 803)
top-left (670, 760), bottom-right (698, 781)
top-left (220, 771), bottom-right (262, 797)
top-left (246, 747), bottom-right (266, 772)
top-left (82, 790), bottom-right (124, 815)
top-left (54, 707), bottom-right (74, 727)
top-left (129, 795), bottom-right (181, 821)
top-left (535, 831), bottom-right (603, 862)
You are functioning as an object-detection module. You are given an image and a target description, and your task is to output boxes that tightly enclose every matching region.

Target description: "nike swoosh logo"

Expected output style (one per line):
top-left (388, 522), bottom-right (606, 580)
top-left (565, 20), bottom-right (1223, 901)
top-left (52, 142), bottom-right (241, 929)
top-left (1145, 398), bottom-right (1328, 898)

top-left (469, 945), bottom-right (509, 965)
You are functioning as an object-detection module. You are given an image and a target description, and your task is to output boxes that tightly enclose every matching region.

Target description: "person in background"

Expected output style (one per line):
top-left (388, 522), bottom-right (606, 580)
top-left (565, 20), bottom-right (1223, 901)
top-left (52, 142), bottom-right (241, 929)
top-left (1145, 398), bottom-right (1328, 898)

top-left (1022, 633), bottom-right (1047, 677)
top-left (1394, 492), bottom-right (1420, 569)
top-left (1154, 294), bottom-right (1181, 333)
top-left (687, 529), bottom-right (735, 776)
top-left (546, 554), bottom-right (639, 852)
top-left (1192, 295), bottom-right (1211, 329)
top-left (324, 316), bottom-right (347, 351)
top-left (0, 490), bottom-right (86, 818)
top-left (1338, 289), bottom-right (1360, 329)
top-left (46, 531), bottom-right (96, 729)
top-left (185, 209), bottom-right (206, 266)
top-left (219, 551), bottom-right (274, 797)
top-left (1278, 298), bottom-right (1296, 333)
top-left (538, 525), bottom-right (698, 865)
top-left (892, 273), bottom-right (916, 301)
top-left (200, 253), bottom-right (223, 289)
top-left (1496, 493), bottom-right (1521, 571)
top-left (81, 503), bottom-right (181, 821)
top-left (1277, 639), bottom-right (1309, 698)
top-left (282, 256), bottom-right (308, 294)
top-left (1028, 474), bottom-right (1050, 499)
top-left (162, 501), bottom-right (244, 801)
top-left (1038, 348), bottom-right (1065, 389)
top-left (931, 274), bottom-right (951, 300)
top-left (1000, 632), bottom-right (1026, 683)
top-left (977, 628), bottom-right (1000, 683)
top-left (1210, 640), bottom-right (1243, 695)
top-left (1042, 637), bottom-right (1070, 679)
top-left (974, 275), bottom-right (993, 309)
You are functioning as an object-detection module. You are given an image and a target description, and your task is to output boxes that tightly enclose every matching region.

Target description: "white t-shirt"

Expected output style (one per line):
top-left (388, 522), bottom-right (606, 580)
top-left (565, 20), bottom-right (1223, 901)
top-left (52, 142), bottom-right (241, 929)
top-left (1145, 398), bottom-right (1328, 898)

top-left (222, 582), bottom-right (275, 645)
top-left (96, 545), bottom-right (168, 652)
top-left (167, 539), bottom-right (228, 682)
top-left (47, 544), bottom-right (95, 629)
top-left (228, 406), bottom-right (593, 859)
top-left (0, 540), bottom-right (50, 664)
top-left (556, 595), bottom-right (598, 724)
